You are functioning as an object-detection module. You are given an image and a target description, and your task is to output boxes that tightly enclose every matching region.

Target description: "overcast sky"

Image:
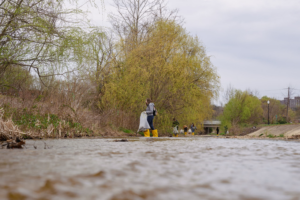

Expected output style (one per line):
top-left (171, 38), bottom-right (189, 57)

top-left (85, 0), bottom-right (300, 103)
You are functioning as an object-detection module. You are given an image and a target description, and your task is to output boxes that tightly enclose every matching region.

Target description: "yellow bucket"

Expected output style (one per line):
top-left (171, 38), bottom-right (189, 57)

top-left (144, 129), bottom-right (150, 137)
top-left (152, 129), bottom-right (158, 137)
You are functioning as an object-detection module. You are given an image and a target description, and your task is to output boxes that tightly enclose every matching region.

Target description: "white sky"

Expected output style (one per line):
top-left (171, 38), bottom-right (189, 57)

top-left (81, 0), bottom-right (300, 104)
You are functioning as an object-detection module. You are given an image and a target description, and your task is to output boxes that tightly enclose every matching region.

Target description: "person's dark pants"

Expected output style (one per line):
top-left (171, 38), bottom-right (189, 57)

top-left (147, 115), bottom-right (155, 130)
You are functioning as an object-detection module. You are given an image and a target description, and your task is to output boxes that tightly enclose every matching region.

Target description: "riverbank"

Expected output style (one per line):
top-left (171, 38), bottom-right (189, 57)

top-left (209, 135), bottom-right (300, 141)
top-left (248, 124), bottom-right (300, 138)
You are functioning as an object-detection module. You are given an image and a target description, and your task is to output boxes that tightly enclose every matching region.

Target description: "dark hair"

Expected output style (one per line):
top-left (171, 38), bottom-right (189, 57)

top-left (146, 98), bottom-right (152, 104)
top-left (173, 118), bottom-right (176, 121)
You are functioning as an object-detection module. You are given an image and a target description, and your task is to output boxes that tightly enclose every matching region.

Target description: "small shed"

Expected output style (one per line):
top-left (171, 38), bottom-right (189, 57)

top-left (203, 120), bottom-right (221, 134)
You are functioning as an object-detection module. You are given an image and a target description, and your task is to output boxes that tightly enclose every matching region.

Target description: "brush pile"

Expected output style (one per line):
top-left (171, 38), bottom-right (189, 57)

top-left (0, 108), bottom-right (36, 148)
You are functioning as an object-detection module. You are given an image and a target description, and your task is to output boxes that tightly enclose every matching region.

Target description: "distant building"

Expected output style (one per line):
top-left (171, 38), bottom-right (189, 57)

top-left (203, 120), bottom-right (221, 134)
top-left (280, 96), bottom-right (300, 110)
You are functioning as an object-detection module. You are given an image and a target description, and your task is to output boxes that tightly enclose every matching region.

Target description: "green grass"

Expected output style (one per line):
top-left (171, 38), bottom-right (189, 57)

top-left (259, 134), bottom-right (263, 137)
top-left (2, 103), bottom-right (90, 135)
top-left (138, 132), bottom-right (144, 136)
top-left (267, 134), bottom-right (276, 138)
top-left (278, 134), bottom-right (284, 137)
top-left (119, 127), bottom-right (134, 134)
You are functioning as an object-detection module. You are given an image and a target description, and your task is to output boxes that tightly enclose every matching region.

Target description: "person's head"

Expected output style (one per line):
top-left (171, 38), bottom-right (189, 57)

top-left (146, 98), bottom-right (152, 106)
top-left (192, 123), bottom-right (194, 127)
top-left (173, 118), bottom-right (176, 121)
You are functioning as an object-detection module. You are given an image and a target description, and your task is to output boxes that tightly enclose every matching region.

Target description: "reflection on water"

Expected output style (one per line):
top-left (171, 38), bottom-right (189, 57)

top-left (1, 137), bottom-right (300, 200)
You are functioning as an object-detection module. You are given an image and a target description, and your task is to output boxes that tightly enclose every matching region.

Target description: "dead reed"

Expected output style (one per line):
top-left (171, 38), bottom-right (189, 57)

top-left (0, 79), bottom-right (139, 138)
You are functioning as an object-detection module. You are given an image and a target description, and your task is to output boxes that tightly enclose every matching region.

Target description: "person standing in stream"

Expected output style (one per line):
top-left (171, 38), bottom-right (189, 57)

top-left (145, 99), bottom-right (158, 137)
top-left (172, 118), bottom-right (180, 137)
top-left (191, 123), bottom-right (197, 135)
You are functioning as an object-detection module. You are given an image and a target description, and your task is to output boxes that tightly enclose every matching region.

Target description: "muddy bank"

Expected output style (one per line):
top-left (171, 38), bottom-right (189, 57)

top-left (248, 124), bottom-right (300, 137)
top-left (207, 135), bottom-right (300, 141)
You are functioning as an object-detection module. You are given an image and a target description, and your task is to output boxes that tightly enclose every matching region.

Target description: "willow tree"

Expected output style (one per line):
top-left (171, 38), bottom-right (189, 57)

top-left (221, 90), bottom-right (263, 129)
top-left (103, 20), bottom-right (220, 132)
top-left (78, 28), bottom-right (115, 97)
top-left (0, 0), bottom-right (97, 89)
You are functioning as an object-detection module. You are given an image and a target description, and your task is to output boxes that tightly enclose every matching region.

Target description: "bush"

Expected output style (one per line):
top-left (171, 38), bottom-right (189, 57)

top-left (278, 119), bottom-right (287, 124)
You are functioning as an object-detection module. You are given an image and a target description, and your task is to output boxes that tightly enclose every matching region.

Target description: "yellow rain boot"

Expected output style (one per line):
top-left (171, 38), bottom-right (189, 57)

top-left (152, 129), bottom-right (158, 137)
top-left (184, 132), bottom-right (187, 136)
top-left (192, 132), bottom-right (194, 136)
top-left (144, 129), bottom-right (150, 137)
top-left (176, 133), bottom-right (179, 137)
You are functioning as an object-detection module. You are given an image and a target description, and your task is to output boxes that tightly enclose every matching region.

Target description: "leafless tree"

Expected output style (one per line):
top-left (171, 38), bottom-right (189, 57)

top-left (109, 0), bottom-right (181, 48)
top-left (223, 84), bottom-right (235, 104)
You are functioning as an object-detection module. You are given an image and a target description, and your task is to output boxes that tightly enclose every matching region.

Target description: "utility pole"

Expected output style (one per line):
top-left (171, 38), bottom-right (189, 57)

top-left (286, 87), bottom-right (290, 122)
top-left (268, 100), bottom-right (270, 125)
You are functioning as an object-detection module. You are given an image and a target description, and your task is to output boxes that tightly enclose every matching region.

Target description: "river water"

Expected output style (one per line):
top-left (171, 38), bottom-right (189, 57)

top-left (0, 137), bottom-right (300, 200)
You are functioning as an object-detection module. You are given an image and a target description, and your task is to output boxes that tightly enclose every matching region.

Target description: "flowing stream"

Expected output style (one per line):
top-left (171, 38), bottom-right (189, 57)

top-left (1, 137), bottom-right (300, 200)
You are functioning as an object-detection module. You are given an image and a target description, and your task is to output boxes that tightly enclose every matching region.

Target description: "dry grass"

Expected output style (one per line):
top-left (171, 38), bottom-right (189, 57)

top-left (0, 107), bottom-right (23, 141)
top-left (0, 108), bottom-right (39, 141)
top-left (0, 79), bottom-right (139, 138)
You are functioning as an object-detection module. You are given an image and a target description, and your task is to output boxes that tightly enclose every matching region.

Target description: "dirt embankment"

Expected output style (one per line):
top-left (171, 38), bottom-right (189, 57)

top-left (248, 125), bottom-right (300, 138)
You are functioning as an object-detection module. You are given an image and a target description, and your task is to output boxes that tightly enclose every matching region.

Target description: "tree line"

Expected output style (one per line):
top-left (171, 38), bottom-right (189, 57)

top-left (220, 87), bottom-right (297, 135)
top-left (0, 0), bottom-right (220, 133)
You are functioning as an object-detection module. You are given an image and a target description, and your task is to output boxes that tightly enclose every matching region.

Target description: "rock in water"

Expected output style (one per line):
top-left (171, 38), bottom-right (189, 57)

top-left (113, 139), bottom-right (128, 142)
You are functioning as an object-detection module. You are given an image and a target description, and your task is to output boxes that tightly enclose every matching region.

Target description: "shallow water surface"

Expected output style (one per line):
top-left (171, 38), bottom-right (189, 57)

top-left (1, 137), bottom-right (300, 200)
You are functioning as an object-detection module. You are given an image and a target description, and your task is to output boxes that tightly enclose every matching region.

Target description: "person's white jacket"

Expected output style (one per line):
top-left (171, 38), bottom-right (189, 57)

top-left (146, 102), bottom-right (154, 116)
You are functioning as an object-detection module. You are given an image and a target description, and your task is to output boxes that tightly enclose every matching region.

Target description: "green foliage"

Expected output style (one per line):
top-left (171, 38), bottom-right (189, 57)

top-left (138, 132), bottom-right (144, 136)
top-left (224, 125), bottom-right (228, 134)
top-left (2, 103), bottom-right (87, 134)
top-left (103, 20), bottom-right (220, 132)
top-left (278, 118), bottom-right (287, 124)
top-left (35, 95), bottom-right (44, 102)
top-left (259, 134), bottom-right (263, 137)
top-left (0, 66), bottom-right (33, 93)
top-left (119, 128), bottom-right (133, 134)
top-left (221, 90), bottom-right (263, 128)
top-left (0, 0), bottom-right (95, 86)
top-left (279, 134), bottom-right (284, 137)
top-left (267, 134), bottom-right (276, 138)
top-left (261, 96), bottom-right (288, 124)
